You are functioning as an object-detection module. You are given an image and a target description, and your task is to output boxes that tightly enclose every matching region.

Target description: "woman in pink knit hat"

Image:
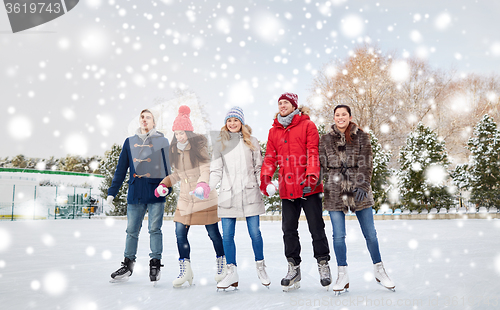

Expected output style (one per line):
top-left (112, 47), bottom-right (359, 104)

top-left (155, 105), bottom-right (226, 287)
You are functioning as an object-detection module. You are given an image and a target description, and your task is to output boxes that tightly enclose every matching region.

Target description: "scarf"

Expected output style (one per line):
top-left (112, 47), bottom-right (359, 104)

top-left (277, 109), bottom-right (300, 128)
top-left (177, 140), bottom-right (189, 151)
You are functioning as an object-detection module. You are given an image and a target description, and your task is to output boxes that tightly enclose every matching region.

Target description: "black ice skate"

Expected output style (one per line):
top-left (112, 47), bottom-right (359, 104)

top-left (318, 259), bottom-right (332, 289)
top-left (281, 258), bottom-right (301, 292)
top-left (110, 257), bottom-right (135, 283)
top-left (149, 258), bottom-right (164, 286)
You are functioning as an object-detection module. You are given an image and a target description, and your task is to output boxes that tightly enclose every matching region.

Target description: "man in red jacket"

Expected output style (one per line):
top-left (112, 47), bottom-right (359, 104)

top-left (261, 92), bottom-right (331, 291)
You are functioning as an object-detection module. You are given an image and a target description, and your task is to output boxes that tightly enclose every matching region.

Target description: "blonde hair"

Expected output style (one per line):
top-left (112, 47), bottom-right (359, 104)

top-left (219, 124), bottom-right (256, 151)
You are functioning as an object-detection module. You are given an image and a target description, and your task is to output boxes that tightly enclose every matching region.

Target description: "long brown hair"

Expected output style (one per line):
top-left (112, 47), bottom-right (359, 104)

top-left (334, 105), bottom-right (363, 144)
top-left (170, 131), bottom-right (209, 169)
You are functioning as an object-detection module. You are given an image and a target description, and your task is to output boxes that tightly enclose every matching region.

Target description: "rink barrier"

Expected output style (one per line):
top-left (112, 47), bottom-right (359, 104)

top-left (98, 212), bottom-right (500, 221)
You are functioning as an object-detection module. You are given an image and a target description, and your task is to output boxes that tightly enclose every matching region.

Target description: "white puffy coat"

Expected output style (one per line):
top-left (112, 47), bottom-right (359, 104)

top-left (209, 132), bottom-right (265, 218)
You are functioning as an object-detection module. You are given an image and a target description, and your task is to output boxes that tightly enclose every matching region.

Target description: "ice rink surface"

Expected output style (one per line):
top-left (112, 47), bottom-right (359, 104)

top-left (1, 218), bottom-right (499, 310)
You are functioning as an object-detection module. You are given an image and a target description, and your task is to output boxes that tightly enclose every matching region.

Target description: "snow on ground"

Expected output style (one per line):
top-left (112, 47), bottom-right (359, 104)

top-left (1, 218), bottom-right (499, 310)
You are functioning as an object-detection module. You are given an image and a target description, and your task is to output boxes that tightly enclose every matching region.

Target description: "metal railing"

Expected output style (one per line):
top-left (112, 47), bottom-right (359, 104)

top-left (0, 184), bottom-right (103, 221)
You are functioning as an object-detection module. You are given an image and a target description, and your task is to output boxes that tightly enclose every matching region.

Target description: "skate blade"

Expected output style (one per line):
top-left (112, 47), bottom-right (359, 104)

top-left (109, 277), bottom-right (129, 283)
top-left (217, 282), bottom-right (239, 292)
top-left (333, 288), bottom-right (348, 296)
top-left (282, 282), bottom-right (300, 292)
top-left (173, 283), bottom-right (195, 289)
top-left (376, 279), bottom-right (395, 291)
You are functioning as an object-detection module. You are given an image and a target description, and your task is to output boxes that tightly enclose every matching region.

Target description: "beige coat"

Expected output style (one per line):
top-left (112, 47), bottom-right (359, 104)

top-left (210, 133), bottom-right (265, 218)
top-left (161, 143), bottom-right (219, 225)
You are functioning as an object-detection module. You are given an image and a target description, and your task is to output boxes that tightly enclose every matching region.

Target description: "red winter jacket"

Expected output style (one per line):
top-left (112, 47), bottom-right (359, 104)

top-left (261, 108), bottom-right (323, 199)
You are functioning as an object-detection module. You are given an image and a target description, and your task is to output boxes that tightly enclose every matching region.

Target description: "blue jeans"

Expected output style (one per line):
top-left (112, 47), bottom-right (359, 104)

top-left (221, 216), bottom-right (264, 266)
top-left (175, 221), bottom-right (224, 259)
top-left (329, 207), bottom-right (382, 266)
top-left (124, 202), bottom-right (164, 260)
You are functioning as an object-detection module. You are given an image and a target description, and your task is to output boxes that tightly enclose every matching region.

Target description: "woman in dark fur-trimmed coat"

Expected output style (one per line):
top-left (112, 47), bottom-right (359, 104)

top-left (319, 104), bottom-right (395, 294)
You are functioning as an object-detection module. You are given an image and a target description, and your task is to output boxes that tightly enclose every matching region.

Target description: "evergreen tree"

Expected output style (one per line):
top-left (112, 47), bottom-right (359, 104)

top-left (164, 176), bottom-right (179, 215)
top-left (369, 131), bottom-right (392, 210)
top-left (398, 123), bottom-right (453, 211)
top-left (98, 144), bottom-right (128, 215)
top-left (465, 115), bottom-right (500, 208)
top-left (62, 155), bottom-right (86, 172)
top-left (11, 154), bottom-right (27, 168)
top-left (260, 141), bottom-right (281, 214)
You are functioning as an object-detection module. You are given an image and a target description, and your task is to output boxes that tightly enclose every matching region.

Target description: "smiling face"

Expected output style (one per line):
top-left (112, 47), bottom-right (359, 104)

top-left (139, 111), bottom-right (155, 133)
top-left (278, 99), bottom-right (296, 117)
top-left (334, 107), bottom-right (352, 132)
top-left (226, 117), bottom-right (242, 133)
top-left (174, 130), bottom-right (188, 143)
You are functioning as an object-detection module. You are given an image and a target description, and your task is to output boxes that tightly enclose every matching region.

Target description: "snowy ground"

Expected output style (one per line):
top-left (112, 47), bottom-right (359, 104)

top-left (1, 218), bottom-right (499, 310)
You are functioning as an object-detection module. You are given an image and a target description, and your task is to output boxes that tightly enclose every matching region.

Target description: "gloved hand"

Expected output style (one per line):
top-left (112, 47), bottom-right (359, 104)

top-left (260, 176), bottom-right (274, 196)
top-left (190, 182), bottom-right (210, 200)
top-left (266, 180), bottom-right (279, 196)
top-left (106, 196), bottom-right (115, 211)
top-left (300, 175), bottom-right (318, 195)
top-left (154, 184), bottom-right (169, 198)
top-left (353, 188), bottom-right (367, 202)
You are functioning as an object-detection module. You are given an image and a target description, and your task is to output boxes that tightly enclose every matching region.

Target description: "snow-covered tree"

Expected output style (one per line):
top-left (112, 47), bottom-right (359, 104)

top-left (98, 144), bottom-right (128, 216)
top-left (398, 123), bottom-right (454, 211)
top-left (259, 140), bottom-right (281, 214)
top-left (369, 131), bottom-right (392, 210)
top-left (465, 115), bottom-right (500, 208)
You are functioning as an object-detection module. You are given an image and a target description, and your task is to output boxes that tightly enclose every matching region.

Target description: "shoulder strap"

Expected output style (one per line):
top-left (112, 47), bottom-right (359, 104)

top-left (161, 148), bottom-right (170, 176)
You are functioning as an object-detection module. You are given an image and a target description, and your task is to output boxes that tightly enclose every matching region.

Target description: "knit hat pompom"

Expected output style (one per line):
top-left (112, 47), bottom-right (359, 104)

top-left (172, 105), bottom-right (194, 132)
top-left (178, 105), bottom-right (191, 116)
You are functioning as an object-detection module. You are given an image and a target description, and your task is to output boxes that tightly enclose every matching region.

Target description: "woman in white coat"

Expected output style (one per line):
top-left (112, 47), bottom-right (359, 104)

top-left (210, 106), bottom-right (270, 290)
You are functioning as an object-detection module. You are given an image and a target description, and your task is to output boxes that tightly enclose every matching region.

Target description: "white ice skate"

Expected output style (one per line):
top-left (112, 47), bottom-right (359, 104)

top-left (215, 255), bottom-right (227, 283)
top-left (332, 266), bottom-right (349, 295)
top-left (217, 264), bottom-right (238, 291)
top-left (172, 258), bottom-right (194, 288)
top-left (374, 262), bottom-right (395, 291)
top-left (256, 260), bottom-right (271, 287)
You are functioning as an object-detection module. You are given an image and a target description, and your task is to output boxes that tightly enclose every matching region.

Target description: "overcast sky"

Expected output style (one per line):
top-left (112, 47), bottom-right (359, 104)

top-left (1, 0), bottom-right (500, 159)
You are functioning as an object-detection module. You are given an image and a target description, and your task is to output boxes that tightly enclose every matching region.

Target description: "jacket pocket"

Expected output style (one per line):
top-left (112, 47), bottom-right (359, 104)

top-left (244, 183), bottom-right (261, 204)
top-left (218, 187), bottom-right (232, 208)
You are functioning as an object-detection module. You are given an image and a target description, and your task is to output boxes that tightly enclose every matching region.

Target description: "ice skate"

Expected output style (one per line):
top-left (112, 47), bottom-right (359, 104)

top-left (109, 257), bottom-right (135, 283)
top-left (256, 260), bottom-right (271, 287)
top-left (374, 262), bottom-right (395, 291)
top-left (217, 264), bottom-right (239, 291)
top-left (281, 258), bottom-right (301, 292)
top-left (172, 258), bottom-right (194, 288)
top-left (149, 258), bottom-right (163, 286)
top-left (318, 259), bottom-right (332, 290)
top-left (215, 255), bottom-right (227, 283)
top-left (332, 266), bottom-right (349, 295)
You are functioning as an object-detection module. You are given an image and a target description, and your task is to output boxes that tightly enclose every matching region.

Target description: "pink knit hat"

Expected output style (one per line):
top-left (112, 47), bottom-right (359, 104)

top-left (172, 105), bottom-right (194, 131)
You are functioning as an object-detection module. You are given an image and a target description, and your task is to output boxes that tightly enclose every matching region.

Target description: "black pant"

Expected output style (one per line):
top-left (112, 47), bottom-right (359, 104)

top-left (281, 193), bottom-right (330, 265)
